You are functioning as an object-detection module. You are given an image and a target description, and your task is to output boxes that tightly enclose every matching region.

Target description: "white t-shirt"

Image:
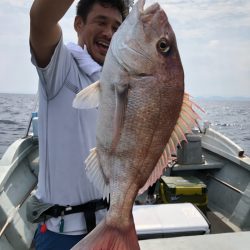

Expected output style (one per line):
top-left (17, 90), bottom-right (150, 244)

top-left (31, 36), bottom-right (105, 235)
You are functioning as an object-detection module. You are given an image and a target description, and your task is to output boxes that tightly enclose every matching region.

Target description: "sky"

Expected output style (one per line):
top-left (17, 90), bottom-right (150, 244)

top-left (0, 0), bottom-right (249, 97)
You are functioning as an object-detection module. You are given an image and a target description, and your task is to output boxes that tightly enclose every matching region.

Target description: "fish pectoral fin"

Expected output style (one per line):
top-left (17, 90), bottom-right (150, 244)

top-left (111, 83), bottom-right (129, 151)
top-left (72, 80), bottom-right (100, 109)
top-left (85, 148), bottom-right (110, 201)
top-left (139, 92), bottom-right (203, 194)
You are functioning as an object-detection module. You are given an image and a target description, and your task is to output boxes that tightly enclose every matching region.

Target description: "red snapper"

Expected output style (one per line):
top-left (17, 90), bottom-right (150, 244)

top-left (72, 0), bottom-right (200, 249)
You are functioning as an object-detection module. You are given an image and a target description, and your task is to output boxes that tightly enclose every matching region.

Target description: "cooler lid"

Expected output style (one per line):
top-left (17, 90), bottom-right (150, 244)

top-left (133, 203), bottom-right (210, 236)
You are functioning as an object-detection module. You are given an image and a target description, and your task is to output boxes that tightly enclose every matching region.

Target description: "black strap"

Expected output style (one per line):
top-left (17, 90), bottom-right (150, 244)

top-left (84, 209), bottom-right (96, 233)
top-left (43, 199), bottom-right (108, 233)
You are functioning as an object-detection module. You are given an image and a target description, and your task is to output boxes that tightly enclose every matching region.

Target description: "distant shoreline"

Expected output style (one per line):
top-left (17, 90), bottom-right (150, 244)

top-left (194, 96), bottom-right (250, 101)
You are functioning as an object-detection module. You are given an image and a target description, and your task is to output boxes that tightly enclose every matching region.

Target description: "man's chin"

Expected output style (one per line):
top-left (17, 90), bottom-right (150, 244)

top-left (93, 53), bottom-right (105, 65)
top-left (94, 57), bottom-right (104, 66)
top-left (93, 44), bottom-right (108, 64)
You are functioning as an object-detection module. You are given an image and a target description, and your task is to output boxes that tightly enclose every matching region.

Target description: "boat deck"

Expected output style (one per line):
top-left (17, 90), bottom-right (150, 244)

top-left (206, 210), bottom-right (234, 233)
top-left (139, 231), bottom-right (250, 250)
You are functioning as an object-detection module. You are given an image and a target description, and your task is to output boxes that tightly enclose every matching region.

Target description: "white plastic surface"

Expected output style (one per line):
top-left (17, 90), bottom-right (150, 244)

top-left (133, 203), bottom-right (210, 235)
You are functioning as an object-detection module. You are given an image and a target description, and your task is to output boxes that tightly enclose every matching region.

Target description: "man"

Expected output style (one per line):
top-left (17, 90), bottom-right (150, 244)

top-left (28, 0), bottom-right (127, 249)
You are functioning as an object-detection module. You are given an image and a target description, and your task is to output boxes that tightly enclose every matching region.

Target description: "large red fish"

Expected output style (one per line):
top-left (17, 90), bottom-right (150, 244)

top-left (72, 0), bottom-right (200, 249)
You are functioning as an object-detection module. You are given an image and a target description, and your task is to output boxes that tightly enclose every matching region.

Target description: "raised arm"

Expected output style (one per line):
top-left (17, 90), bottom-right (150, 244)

top-left (29, 0), bottom-right (74, 67)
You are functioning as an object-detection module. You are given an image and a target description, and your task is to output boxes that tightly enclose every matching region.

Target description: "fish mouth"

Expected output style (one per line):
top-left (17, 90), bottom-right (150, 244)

top-left (138, 0), bottom-right (160, 15)
top-left (138, 0), bottom-right (167, 25)
top-left (144, 3), bottom-right (160, 15)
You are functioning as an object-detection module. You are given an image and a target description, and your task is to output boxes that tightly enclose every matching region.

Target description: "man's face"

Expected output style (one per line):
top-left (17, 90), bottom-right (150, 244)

top-left (76, 3), bottom-right (122, 65)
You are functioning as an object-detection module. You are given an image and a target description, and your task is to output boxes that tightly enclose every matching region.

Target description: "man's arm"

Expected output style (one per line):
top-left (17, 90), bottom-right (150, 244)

top-left (29, 0), bottom-right (74, 67)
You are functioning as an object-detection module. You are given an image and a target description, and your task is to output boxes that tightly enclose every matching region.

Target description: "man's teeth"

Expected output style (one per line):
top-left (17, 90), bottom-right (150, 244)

top-left (98, 41), bottom-right (109, 47)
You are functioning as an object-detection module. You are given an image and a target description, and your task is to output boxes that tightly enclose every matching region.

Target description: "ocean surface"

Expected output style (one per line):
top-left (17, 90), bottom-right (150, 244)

top-left (0, 93), bottom-right (249, 160)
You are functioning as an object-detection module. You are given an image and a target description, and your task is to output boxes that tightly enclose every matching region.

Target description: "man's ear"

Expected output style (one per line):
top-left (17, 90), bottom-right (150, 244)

top-left (74, 16), bottom-right (84, 32)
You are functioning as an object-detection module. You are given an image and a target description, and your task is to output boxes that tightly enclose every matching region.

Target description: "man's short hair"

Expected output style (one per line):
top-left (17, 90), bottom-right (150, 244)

top-left (76, 0), bottom-right (128, 22)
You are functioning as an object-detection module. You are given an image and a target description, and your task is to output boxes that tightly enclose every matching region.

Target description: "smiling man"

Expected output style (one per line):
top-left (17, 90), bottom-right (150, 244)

top-left (28, 0), bottom-right (127, 249)
top-left (75, 1), bottom-right (123, 64)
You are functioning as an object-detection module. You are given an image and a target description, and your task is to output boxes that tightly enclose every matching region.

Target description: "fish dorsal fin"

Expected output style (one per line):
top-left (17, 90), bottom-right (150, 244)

top-left (85, 148), bottom-right (110, 201)
top-left (139, 93), bottom-right (203, 194)
top-left (111, 83), bottom-right (129, 152)
top-left (72, 80), bottom-right (100, 109)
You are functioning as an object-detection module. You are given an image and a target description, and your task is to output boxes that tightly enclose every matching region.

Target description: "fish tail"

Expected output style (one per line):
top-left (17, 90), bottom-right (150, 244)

top-left (71, 218), bottom-right (140, 250)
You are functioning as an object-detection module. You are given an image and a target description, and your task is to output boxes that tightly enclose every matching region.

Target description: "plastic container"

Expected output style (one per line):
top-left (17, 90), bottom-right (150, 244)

top-left (133, 203), bottom-right (210, 240)
top-left (177, 133), bottom-right (203, 164)
top-left (32, 112), bottom-right (38, 137)
top-left (160, 176), bottom-right (208, 213)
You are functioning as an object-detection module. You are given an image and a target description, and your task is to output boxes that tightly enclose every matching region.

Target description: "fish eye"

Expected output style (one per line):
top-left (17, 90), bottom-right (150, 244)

top-left (157, 38), bottom-right (170, 54)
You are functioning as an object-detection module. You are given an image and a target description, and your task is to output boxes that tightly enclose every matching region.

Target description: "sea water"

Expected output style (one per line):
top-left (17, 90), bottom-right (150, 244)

top-left (0, 93), bottom-right (250, 159)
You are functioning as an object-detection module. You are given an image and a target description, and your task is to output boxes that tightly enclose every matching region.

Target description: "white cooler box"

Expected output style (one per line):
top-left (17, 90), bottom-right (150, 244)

top-left (133, 203), bottom-right (210, 240)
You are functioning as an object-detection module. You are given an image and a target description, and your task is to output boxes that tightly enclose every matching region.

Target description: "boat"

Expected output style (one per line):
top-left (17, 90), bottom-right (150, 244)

top-left (1, 117), bottom-right (250, 249)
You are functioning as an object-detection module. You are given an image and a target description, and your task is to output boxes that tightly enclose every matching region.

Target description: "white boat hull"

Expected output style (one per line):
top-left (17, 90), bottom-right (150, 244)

top-left (0, 137), bottom-right (38, 249)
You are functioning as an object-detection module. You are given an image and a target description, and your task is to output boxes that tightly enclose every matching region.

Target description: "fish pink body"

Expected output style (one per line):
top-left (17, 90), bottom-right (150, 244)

top-left (72, 0), bottom-right (199, 249)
